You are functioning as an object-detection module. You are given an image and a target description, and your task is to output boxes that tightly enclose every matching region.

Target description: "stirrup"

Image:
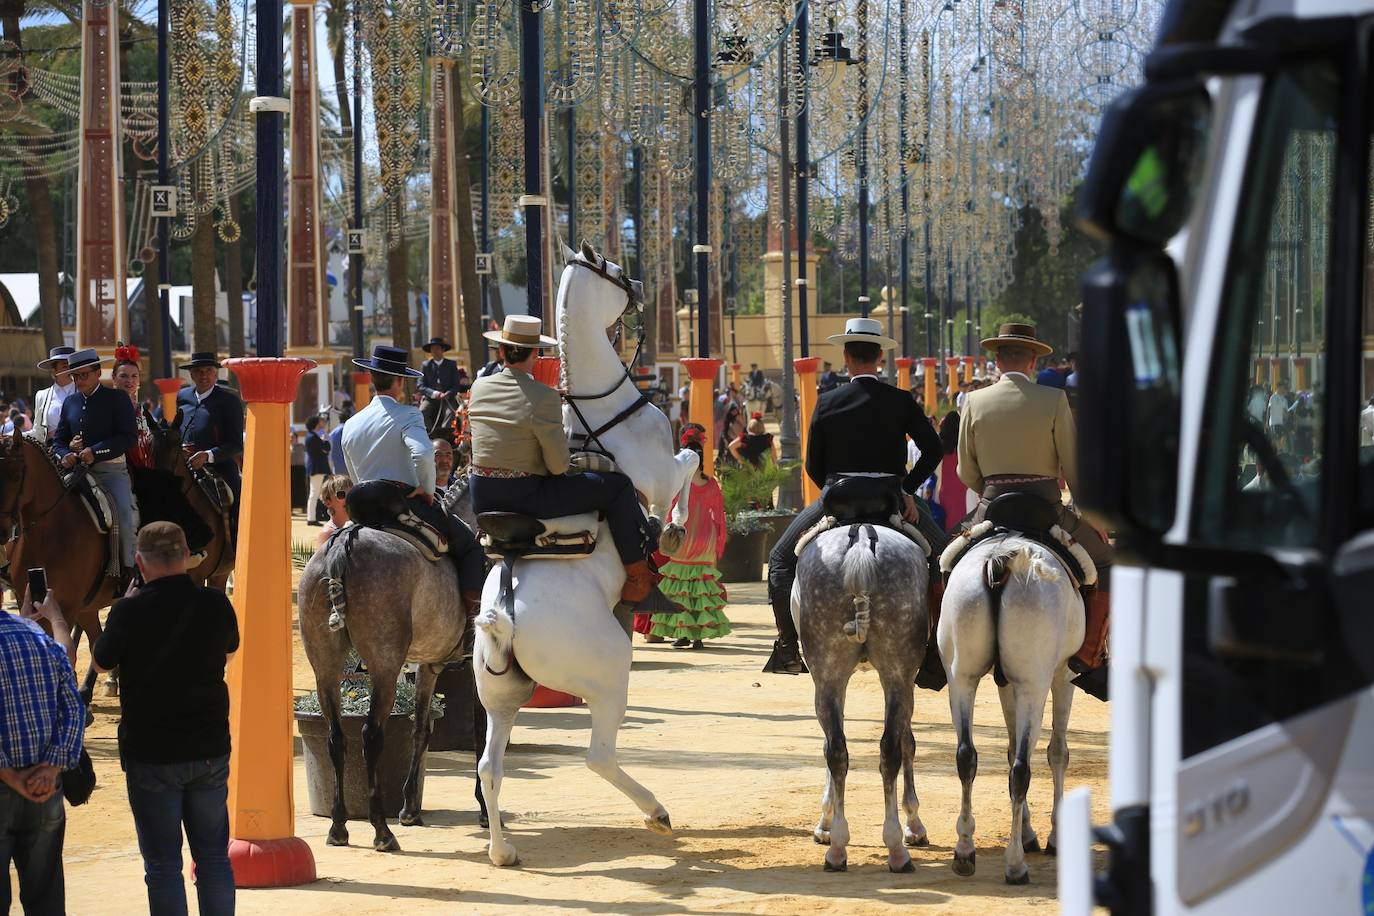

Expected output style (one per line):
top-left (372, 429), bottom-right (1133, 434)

top-left (914, 641), bottom-right (947, 692)
top-left (1070, 665), bottom-right (1110, 702)
top-left (762, 640), bottom-right (808, 675)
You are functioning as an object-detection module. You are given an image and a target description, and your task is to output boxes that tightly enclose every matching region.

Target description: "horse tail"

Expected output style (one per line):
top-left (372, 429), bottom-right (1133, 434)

top-left (475, 557), bottom-right (515, 675)
top-left (983, 541), bottom-right (1059, 684)
top-left (840, 524), bottom-right (880, 644)
top-left (322, 526), bottom-right (359, 632)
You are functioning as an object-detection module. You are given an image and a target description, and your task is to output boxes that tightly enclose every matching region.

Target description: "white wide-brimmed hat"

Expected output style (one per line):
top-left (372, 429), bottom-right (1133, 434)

top-left (827, 317), bottom-right (898, 351)
top-left (483, 315), bottom-right (558, 349)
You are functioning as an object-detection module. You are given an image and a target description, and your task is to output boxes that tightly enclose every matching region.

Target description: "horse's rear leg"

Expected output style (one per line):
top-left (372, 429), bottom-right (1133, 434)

top-left (1003, 684), bottom-right (1050, 885)
top-left (313, 673), bottom-right (350, 847)
top-left (478, 705), bottom-right (520, 866)
top-left (997, 681), bottom-right (1039, 853)
top-left (362, 673), bottom-right (401, 852)
top-left (948, 672), bottom-right (980, 877)
top-left (399, 665), bottom-right (438, 827)
top-left (1045, 666), bottom-right (1074, 855)
top-left (878, 673), bottom-right (917, 873)
top-left (813, 772), bottom-right (836, 845)
top-left (814, 682), bottom-right (850, 872)
top-left (584, 693), bottom-right (671, 834)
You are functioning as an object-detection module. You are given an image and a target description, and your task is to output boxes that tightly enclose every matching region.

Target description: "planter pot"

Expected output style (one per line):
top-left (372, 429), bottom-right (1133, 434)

top-left (428, 663), bottom-right (479, 753)
top-left (297, 712), bottom-right (426, 820)
top-left (755, 513), bottom-right (798, 554)
top-left (718, 528), bottom-right (768, 582)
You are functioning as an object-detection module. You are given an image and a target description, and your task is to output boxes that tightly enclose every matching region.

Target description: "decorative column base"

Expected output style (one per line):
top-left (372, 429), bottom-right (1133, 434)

top-left (153, 377), bottom-right (181, 423)
top-left (962, 356), bottom-right (975, 386)
top-left (682, 357), bottom-right (723, 474)
top-left (922, 358), bottom-right (938, 417)
top-left (730, 363), bottom-right (741, 388)
top-left (895, 357), bottom-right (913, 393)
top-left (945, 357), bottom-right (962, 400)
top-left (223, 357), bottom-right (317, 889)
top-left (1269, 357), bottom-right (1284, 388)
top-left (352, 370), bottom-right (372, 411)
top-left (794, 356), bottom-right (821, 505)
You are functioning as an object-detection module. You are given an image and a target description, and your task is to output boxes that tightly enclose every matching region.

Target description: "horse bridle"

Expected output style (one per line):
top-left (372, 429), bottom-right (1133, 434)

top-left (0, 442), bottom-right (76, 535)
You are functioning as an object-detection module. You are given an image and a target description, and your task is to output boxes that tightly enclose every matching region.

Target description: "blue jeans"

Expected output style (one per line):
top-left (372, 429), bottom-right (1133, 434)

top-left (0, 784), bottom-right (66, 915)
top-left (89, 461), bottom-right (137, 567)
top-left (125, 756), bottom-right (234, 916)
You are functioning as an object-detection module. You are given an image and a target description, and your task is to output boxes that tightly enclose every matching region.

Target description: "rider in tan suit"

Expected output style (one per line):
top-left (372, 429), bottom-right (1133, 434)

top-left (957, 323), bottom-right (1111, 697)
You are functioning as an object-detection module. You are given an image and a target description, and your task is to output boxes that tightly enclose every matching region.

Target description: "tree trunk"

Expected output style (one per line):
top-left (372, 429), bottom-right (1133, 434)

top-left (191, 170), bottom-right (219, 352)
top-left (224, 192), bottom-right (245, 356)
top-left (387, 194), bottom-right (410, 351)
top-left (450, 69), bottom-right (485, 371)
top-left (332, 4), bottom-right (350, 136)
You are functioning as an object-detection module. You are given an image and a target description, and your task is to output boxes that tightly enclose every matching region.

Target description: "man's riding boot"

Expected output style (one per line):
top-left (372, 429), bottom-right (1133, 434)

top-left (762, 640), bottom-right (807, 675)
top-left (460, 589), bottom-right (482, 659)
top-left (621, 559), bottom-right (654, 605)
top-left (915, 569), bottom-right (947, 692)
top-left (1068, 588), bottom-right (1111, 702)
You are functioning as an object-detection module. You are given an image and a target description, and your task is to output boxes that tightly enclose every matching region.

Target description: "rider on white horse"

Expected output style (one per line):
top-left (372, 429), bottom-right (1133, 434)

top-left (955, 323), bottom-right (1112, 697)
top-left (765, 318), bottom-right (947, 675)
top-left (466, 315), bottom-right (658, 611)
top-left (341, 344), bottom-right (487, 634)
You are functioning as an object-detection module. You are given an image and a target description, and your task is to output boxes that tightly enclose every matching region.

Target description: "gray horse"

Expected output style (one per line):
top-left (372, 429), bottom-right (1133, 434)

top-left (298, 526), bottom-right (468, 851)
top-left (795, 521), bottom-right (930, 873)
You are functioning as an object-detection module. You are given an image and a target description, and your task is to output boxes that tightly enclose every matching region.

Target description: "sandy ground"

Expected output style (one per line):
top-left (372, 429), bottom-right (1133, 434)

top-left (31, 515), bottom-right (1111, 914)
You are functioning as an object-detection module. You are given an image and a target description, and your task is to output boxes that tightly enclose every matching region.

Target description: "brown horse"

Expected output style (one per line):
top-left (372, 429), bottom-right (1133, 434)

top-left (0, 432), bottom-right (117, 700)
top-left (145, 418), bottom-right (235, 590)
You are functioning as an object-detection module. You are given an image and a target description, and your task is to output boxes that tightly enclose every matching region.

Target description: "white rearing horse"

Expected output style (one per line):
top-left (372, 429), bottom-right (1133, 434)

top-left (472, 240), bottom-right (700, 868)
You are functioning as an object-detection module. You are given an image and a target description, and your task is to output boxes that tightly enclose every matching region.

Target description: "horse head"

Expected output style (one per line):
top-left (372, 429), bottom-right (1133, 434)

top-left (558, 239), bottom-right (644, 334)
top-left (146, 417), bottom-right (188, 476)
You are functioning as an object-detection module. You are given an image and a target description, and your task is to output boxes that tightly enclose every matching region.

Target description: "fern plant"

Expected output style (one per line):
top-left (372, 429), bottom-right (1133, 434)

top-left (291, 539), bottom-right (316, 570)
top-left (719, 457), bottom-right (798, 534)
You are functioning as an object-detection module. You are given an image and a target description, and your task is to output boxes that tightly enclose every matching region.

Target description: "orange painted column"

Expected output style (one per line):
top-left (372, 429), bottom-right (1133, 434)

top-left (945, 357), bottom-right (962, 399)
top-left (153, 378), bottom-right (180, 423)
top-left (533, 355), bottom-right (562, 388)
top-left (682, 357), bottom-right (723, 474)
top-left (730, 363), bottom-right (741, 388)
top-left (1269, 357), bottom-right (1284, 388)
top-left (1254, 358), bottom-right (1266, 386)
top-left (922, 358), bottom-right (938, 415)
top-left (895, 357), bottom-right (913, 392)
top-left (352, 371), bottom-right (372, 411)
top-left (1293, 357), bottom-right (1310, 392)
top-left (794, 356), bottom-right (822, 505)
top-left (963, 356), bottom-right (975, 385)
top-left (223, 357), bottom-right (317, 888)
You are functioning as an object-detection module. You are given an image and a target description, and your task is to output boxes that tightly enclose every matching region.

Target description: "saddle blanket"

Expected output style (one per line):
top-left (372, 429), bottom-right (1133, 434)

top-left (62, 471), bottom-right (119, 577)
top-left (480, 511), bottom-right (600, 560)
top-left (939, 519), bottom-right (1098, 589)
top-left (795, 513), bottom-right (932, 559)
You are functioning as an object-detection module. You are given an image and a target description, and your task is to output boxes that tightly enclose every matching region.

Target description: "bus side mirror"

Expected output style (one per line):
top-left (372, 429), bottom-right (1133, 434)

top-left (1077, 248), bottom-right (1183, 549)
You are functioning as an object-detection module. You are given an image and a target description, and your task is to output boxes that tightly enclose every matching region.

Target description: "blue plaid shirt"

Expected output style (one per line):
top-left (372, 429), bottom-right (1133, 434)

top-left (0, 612), bottom-right (83, 771)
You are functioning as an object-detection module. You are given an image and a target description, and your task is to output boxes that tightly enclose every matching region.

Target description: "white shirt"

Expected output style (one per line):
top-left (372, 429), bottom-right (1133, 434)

top-left (341, 394), bottom-right (436, 494)
top-left (1266, 393), bottom-right (1289, 428)
top-left (196, 385), bottom-right (215, 403)
top-left (46, 381), bottom-right (73, 434)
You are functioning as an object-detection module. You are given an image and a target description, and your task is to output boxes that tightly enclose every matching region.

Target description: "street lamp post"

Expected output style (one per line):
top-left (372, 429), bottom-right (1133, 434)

top-left (520, 0), bottom-right (544, 320)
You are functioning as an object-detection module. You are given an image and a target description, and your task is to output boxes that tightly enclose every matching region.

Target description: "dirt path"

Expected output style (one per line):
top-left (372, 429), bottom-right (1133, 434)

top-left (45, 522), bottom-right (1111, 914)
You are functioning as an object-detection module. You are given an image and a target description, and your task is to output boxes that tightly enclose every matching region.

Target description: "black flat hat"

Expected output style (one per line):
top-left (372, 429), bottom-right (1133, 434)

top-left (352, 344), bottom-right (423, 379)
top-left (179, 351), bottom-right (224, 370)
top-left (424, 336), bottom-right (452, 351)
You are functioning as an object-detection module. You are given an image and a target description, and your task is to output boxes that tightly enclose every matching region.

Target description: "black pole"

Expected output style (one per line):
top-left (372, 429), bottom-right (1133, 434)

top-left (629, 145), bottom-right (644, 366)
top-left (946, 246), bottom-right (955, 358)
top-left (898, 0), bottom-right (909, 359)
top-left (480, 95), bottom-right (491, 358)
top-left (254, 0), bottom-right (283, 356)
top-left (693, 0), bottom-right (710, 358)
top-left (349, 0), bottom-right (364, 361)
top-left (795, 0), bottom-right (810, 358)
top-left (777, 20), bottom-right (799, 511)
top-left (856, 0), bottom-right (868, 318)
top-left (521, 0), bottom-right (544, 320)
top-left (566, 107), bottom-right (576, 244)
top-left (156, 0), bottom-right (171, 369)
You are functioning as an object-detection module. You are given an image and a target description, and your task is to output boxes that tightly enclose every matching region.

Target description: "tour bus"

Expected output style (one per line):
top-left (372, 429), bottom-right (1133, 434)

top-left (1058, 0), bottom-right (1374, 913)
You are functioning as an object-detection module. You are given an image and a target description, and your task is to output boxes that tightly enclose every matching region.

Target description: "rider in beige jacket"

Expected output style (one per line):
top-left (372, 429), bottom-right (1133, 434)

top-left (957, 323), bottom-right (1111, 697)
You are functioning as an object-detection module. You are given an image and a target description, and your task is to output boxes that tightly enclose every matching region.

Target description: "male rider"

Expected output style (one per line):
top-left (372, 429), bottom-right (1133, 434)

top-left (30, 346), bottom-right (76, 444)
top-left (418, 336), bottom-right (464, 434)
top-left (175, 353), bottom-right (244, 509)
top-left (765, 318), bottom-right (944, 675)
top-left (53, 349), bottom-right (138, 584)
top-left (466, 315), bottom-right (657, 611)
top-left (957, 323), bottom-right (1112, 698)
top-left (342, 344), bottom-right (486, 640)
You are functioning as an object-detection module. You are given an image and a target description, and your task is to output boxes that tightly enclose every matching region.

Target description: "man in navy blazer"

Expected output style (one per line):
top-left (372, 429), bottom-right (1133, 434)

top-left (54, 349), bottom-right (138, 576)
top-left (174, 353), bottom-right (244, 509)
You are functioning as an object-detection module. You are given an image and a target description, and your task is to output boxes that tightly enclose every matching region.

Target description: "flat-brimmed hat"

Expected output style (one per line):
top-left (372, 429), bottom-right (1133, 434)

top-left (423, 336), bottom-right (452, 351)
top-left (179, 351), bottom-right (223, 370)
top-left (37, 346), bottom-right (76, 371)
top-left (64, 348), bottom-right (111, 374)
top-left (980, 323), bottom-right (1053, 357)
top-left (827, 317), bottom-right (898, 351)
top-left (483, 315), bottom-right (557, 349)
top-left (352, 344), bottom-right (423, 379)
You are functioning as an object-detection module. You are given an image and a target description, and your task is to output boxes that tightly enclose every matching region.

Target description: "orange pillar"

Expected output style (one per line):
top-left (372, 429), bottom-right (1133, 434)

top-left (730, 363), bottom-right (741, 388)
top-left (533, 355), bottom-right (562, 388)
top-left (1254, 358), bottom-right (1266, 386)
top-left (153, 377), bottom-right (180, 423)
top-left (963, 356), bottom-right (975, 385)
top-left (352, 371), bottom-right (372, 411)
top-left (223, 357), bottom-right (317, 888)
top-left (922, 358), bottom-right (938, 415)
top-left (795, 356), bottom-right (821, 505)
top-left (1269, 357), bottom-right (1284, 388)
top-left (945, 357), bottom-right (962, 399)
top-left (895, 357), bottom-right (913, 392)
top-left (1294, 357), bottom-right (1310, 391)
top-left (682, 357), bottom-right (723, 474)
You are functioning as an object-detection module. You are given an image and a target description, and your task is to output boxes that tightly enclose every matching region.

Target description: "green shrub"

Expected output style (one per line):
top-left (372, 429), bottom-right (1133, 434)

top-left (294, 652), bottom-right (445, 719)
top-left (719, 456), bottom-right (798, 534)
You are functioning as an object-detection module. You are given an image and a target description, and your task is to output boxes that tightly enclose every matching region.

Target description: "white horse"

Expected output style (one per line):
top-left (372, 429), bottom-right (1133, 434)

top-left (473, 240), bottom-right (700, 867)
top-left (938, 536), bottom-right (1082, 884)
top-left (744, 378), bottom-right (780, 418)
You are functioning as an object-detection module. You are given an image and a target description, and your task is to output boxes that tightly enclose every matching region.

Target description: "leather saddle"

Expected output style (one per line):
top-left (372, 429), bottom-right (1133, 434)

top-left (823, 474), bottom-right (903, 525)
top-left (478, 511), bottom-right (601, 560)
top-left (964, 492), bottom-right (1087, 586)
top-left (62, 466), bottom-right (113, 534)
top-left (345, 480), bottom-right (448, 560)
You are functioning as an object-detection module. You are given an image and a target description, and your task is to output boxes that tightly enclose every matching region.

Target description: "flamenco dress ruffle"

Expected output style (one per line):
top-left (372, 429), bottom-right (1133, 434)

top-left (648, 559), bottom-right (731, 640)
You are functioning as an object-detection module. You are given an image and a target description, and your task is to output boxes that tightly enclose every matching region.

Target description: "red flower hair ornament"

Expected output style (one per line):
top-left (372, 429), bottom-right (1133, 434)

top-left (114, 343), bottom-right (141, 365)
top-left (680, 426), bottom-right (706, 448)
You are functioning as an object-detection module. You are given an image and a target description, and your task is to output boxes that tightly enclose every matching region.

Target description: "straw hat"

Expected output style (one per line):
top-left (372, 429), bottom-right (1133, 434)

top-left (826, 317), bottom-right (898, 351)
top-left (483, 315), bottom-right (557, 349)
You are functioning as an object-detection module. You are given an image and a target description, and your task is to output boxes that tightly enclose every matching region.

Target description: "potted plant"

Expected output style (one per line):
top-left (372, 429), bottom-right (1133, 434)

top-left (716, 457), bottom-right (797, 582)
top-left (294, 658), bottom-right (445, 820)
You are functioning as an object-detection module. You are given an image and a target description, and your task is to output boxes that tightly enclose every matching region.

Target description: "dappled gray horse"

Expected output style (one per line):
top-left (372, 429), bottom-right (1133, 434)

top-left (794, 499), bottom-right (931, 873)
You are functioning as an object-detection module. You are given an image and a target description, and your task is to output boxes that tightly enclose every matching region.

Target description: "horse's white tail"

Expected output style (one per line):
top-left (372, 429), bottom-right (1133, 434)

top-left (841, 532), bottom-right (880, 643)
top-left (986, 543), bottom-right (1062, 587)
top-left (474, 596), bottom-right (514, 668)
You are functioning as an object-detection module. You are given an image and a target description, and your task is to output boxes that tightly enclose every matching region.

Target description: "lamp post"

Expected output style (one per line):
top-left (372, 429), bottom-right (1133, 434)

top-left (350, 0), bottom-right (366, 406)
top-left (520, 0), bottom-right (545, 321)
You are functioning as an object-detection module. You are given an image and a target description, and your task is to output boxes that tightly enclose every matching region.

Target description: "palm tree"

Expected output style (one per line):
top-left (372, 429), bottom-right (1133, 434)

top-left (386, 192), bottom-right (410, 351)
top-left (451, 65), bottom-right (485, 371)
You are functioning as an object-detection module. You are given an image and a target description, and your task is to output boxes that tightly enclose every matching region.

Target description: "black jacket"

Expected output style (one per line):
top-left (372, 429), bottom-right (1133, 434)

top-left (805, 375), bottom-right (942, 495)
top-left (175, 385), bottom-right (244, 480)
top-left (54, 384), bottom-right (135, 462)
top-left (419, 358), bottom-right (462, 400)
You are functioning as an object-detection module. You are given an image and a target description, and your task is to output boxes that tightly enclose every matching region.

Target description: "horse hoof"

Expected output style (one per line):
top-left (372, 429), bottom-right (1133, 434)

top-left (479, 813), bottom-right (490, 829)
top-left (1005, 869), bottom-right (1030, 885)
top-left (904, 830), bottom-right (929, 848)
top-left (101, 680), bottom-right (119, 698)
top-left (1023, 836), bottom-right (1041, 853)
top-left (326, 828), bottom-right (349, 847)
top-left (644, 811), bottom-right (673, 835)
top-left (489, 842), bottom-right (519, 867)
top-left (373, 835), bottom-right (401, 853)
top-left (889, 855), bottom-right (915, 874)
top-left (952, 852), bottom-right (976, 877)
top-left (823, 857), bottom-right (848, 873)
top-left (399, 811), bottom-right (423, 827)
top-left (1044, 842), bottom-right (1057, 857)
top-left (813, 829), bottom-right (831, 845)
